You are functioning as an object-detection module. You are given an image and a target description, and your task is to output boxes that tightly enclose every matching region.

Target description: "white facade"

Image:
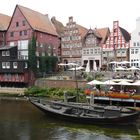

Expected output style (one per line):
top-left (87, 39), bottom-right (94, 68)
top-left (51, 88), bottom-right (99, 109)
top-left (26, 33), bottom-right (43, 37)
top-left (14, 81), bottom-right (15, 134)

top-left (130, 17), bottom-right (140, 67)
top-left (82, 29), bottom-right (102, 71)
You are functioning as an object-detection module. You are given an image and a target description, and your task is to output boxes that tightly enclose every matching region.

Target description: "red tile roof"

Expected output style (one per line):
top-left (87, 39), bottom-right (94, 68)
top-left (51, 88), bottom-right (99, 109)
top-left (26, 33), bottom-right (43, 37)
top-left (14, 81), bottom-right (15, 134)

top-left (95, 27), bottom-right (110, 43)
top-left (17, 5), bottom-right (58, 36)
top-left (76, 24), bottom-right (88, 38)
top-left (0, 13), bottom-right (11, 31)
top-left (51, 16), bottom-right (65, 37)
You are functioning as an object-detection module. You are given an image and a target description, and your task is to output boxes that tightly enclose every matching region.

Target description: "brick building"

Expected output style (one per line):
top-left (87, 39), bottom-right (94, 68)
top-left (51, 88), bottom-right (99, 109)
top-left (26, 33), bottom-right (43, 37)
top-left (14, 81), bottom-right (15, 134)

top-left (0, 5), bottom-right (60, 87)
top-left (0, 14), bottom-right (11, 46)
top-left (61, 16), bottom-right (87, 65)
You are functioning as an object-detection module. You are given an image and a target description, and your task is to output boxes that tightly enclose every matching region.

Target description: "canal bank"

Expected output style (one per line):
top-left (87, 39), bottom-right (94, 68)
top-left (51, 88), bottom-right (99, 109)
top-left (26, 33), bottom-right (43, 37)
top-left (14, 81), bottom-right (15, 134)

top-left (0, 87), bottom-right (26, 95)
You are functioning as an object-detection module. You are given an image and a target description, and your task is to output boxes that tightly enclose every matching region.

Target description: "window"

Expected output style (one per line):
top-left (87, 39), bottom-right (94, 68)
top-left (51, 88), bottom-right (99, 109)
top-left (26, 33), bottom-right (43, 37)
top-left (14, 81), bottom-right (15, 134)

top-left (138, 32), bottom-right (140, 36)
top-left (18, 40), bottom-right (29, 60)
top-left (137, 42), bottom-right (140, 46)
top-left (22, 20), bottom-right (26, 26)
top-left (13, 62), bottom-right (18, 69)
top-left (6, 51), bottom-right (10, 56)
top-left (24, 30), bottom-right (27, 35)
top-left (10, 32), bottom-right (14, 37)
top-left (10, 42), bottom-right (14, 46)
top-left (2, 62), bottom-right (10, 69)
top-left (16, 22), bottom-right (19, 27)
top-left (1, 51), bottom-right (9, 56)
top-left (2, 62), bottom-right (6, 69)
top-left (135, 49), bottom-right (139, 54)
top-left (6, 62), bottom-right (10, 69)
top-left (90, 49), bottom-right (93, 54)
top-left (19, 31), bottom-right (22, 36)
top-left (133, 42), bottom-right (136, 46)
top-left (2, 51), bottom-right (6, 56)
top-left (131, 49), bottom-right (134, 54)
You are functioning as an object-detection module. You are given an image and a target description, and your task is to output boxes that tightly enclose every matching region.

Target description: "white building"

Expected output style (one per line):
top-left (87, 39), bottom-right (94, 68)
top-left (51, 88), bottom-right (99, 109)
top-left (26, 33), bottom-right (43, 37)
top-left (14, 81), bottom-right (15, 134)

top-left (82, 28), bottom-right (109, 71)
top-left (130, 17), bottom-right (140, 67)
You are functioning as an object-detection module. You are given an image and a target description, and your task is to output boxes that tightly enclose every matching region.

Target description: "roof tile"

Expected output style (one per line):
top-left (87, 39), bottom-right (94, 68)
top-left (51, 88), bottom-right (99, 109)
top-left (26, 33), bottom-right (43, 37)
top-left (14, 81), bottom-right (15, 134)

top-left (17, 5), bottom-right (58, 36)
top-left (0, 13), bottom-right (11, 31)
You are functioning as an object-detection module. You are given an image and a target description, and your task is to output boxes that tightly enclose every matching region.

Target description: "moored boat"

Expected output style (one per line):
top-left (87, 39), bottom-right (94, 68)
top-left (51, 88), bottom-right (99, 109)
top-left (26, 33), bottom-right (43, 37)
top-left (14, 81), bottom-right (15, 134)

top-left (29, 97), bottom-right (140, 125)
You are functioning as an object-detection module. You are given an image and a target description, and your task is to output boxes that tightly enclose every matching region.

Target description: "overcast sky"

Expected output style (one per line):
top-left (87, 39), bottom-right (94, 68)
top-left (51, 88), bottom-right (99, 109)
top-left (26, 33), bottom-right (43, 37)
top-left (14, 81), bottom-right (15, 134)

top-left (0, 0), bottom-right (140, 32)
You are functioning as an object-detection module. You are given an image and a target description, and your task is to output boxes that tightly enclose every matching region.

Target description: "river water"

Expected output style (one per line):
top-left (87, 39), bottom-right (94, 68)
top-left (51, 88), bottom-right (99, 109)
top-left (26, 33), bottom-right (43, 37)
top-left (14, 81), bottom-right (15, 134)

top-left (0, 98), bottom-right (140, 140)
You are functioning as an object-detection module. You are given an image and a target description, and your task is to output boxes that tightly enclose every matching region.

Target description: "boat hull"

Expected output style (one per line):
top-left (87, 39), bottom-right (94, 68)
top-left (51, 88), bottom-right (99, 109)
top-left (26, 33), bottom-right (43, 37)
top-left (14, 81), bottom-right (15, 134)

top-left (29, 98), bottom-right (140, 125)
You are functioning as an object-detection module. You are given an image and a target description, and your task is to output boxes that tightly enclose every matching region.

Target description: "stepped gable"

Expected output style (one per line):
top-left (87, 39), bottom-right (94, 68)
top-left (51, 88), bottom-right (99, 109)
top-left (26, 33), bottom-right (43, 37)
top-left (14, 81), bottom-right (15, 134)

top-left (119, 27), bottom-right (131, 42)
top-left (17, 5), bottom-right (58, 36)
top-left (51, 16), bottom-right (65, 37)
top-left (0, 13), bottom-right (11, 31)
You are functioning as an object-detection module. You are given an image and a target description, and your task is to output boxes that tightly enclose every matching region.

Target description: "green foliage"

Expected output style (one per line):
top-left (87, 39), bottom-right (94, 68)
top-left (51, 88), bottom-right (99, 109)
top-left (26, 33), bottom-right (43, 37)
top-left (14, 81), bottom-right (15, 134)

top-left (28, 35), bottom-right (37, 74)
top-left (86, 73), bottom-right (103, 81)
top-left (25, 86), bottom-right (84, 100)
top-left (39, 56), bottom-right (47, 73)
top-left (39, 56), bottom-right (58, 73)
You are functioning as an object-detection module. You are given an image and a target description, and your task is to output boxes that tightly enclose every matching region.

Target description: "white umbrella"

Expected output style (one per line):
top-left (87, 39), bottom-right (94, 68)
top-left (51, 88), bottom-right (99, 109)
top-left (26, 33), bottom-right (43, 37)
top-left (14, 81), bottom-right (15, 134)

top-left (132, 80), bottom-right (140, 86)
top-left (127, 66), bottom-right (140, 71)
top-left (115, 66), bottom-right (126, 71)
top-left (103, 80), bottom-right (118, 85)
top-left (58, 63), bottom-right (78, 66)
top-left (119, 61), bottom-right (131, 64)
top-left (109, 61), bottom-right (119, 64)
top-left (117, 81), bottom-right (132, 85)
top-left (69, 66), bottom-right (85, 71)
top-left (87, 80), bottom-right (104, 85)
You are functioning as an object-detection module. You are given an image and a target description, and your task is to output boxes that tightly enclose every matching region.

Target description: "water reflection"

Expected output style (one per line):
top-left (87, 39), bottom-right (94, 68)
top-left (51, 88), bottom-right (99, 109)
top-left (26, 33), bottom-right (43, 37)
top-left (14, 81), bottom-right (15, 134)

top-left (0, 98), bottom-right (139, 140)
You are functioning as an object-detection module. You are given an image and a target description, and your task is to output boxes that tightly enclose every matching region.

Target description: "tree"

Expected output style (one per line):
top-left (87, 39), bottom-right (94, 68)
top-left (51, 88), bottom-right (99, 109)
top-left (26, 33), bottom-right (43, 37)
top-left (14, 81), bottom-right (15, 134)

top-left (28, 35), bottom-right (37, 76)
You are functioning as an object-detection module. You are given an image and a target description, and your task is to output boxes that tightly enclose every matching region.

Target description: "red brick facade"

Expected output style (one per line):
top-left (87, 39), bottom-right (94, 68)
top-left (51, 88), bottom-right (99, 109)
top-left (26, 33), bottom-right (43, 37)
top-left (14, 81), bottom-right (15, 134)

top-left (0, 5), bottom-right (60, 86)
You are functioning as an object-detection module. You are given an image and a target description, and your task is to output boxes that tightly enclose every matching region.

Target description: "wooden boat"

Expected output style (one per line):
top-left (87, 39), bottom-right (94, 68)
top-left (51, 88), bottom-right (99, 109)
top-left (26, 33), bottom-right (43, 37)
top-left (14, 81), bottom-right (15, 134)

top-left (29, 97), bottom-right (140, 125)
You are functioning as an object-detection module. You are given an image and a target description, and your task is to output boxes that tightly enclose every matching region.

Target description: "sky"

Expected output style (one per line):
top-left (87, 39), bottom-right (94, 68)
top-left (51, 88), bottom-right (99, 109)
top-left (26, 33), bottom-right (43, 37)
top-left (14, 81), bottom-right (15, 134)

top-left (0, 0), bottom-right (140, 33)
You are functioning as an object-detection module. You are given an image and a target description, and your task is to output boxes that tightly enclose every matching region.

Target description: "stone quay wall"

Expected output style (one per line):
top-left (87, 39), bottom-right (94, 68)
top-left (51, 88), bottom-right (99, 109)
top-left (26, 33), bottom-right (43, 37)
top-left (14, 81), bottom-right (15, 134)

top-left (35, 79), bottom-right (87, 89)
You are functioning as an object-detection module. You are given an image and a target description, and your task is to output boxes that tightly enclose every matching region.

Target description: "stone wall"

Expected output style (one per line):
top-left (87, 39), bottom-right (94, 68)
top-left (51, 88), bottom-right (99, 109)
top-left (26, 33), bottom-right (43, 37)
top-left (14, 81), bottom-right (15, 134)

top-left (35, 79), bottom-right (87, 89)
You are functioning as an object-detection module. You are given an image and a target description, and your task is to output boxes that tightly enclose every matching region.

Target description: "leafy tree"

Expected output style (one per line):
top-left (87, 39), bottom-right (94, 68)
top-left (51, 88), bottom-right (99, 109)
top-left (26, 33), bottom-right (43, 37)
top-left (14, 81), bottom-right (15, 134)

top-left (39, 56), bottom-right (47, 73)
top-left (39, 56), bottom-right (58, 74)
top-left (28, 35), bottom-right (37, 75)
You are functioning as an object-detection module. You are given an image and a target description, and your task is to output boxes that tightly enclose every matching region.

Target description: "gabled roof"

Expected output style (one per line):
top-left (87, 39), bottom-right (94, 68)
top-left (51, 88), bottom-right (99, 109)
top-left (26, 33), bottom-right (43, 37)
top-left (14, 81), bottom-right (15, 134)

top-left (0, 13), bottom-right (11, 31)
top-left (51, 16), bottom-right (65, 37)
top-left (76, 24), bottom-right (88, 38)
top-left (84, 28), bottom-right (102, 39)
top-left (95, 27), bottom-right (110, 43)
top-left (119, 27), bottom-right (131, 42)
top-left (17, 5), bottom-right (58, 36)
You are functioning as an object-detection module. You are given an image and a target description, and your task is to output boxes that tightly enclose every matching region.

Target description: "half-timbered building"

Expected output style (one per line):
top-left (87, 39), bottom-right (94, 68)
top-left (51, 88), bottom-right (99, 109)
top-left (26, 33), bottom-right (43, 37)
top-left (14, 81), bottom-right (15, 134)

top-left (102, 21), bottom-right (131, 70)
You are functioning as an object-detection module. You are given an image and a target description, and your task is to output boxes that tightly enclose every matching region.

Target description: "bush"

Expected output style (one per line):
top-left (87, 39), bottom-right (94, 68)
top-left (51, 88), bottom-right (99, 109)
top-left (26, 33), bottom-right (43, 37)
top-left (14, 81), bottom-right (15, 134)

top-left (25, 86), bottom-right (84, 100)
